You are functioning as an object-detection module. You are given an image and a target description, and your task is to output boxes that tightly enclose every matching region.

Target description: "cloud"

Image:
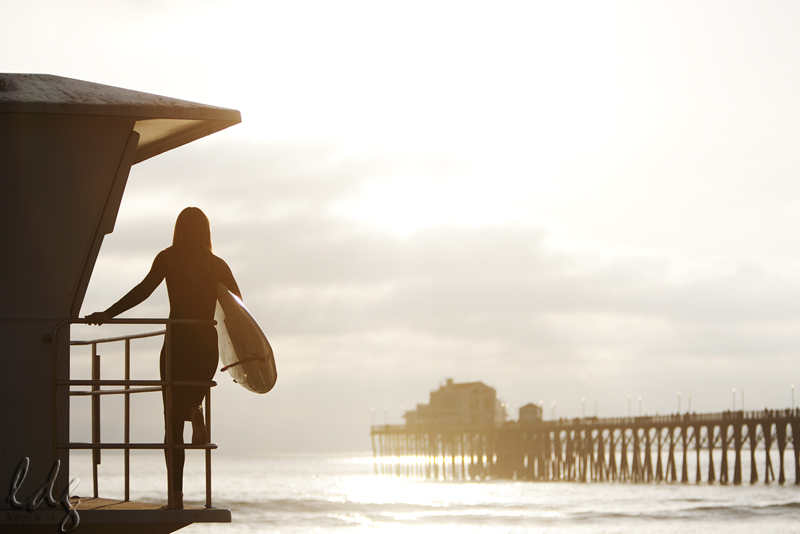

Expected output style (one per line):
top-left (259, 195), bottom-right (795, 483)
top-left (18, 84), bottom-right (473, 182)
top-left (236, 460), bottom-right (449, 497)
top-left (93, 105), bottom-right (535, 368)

top-left (79, 136), bottom-right (800, 452)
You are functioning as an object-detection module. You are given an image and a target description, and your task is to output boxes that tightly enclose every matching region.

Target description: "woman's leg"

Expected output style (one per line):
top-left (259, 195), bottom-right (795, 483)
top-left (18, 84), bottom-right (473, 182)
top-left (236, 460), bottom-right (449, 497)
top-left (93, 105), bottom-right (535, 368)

top-left (190, 405), bottom-right (208, 444)
top-left (160, 346), bottom-right (186, 508)
top-left (159, 326), bottom-right (218, 505)
top-left (182, 327), bottom-right (217, 445)
top-left (164, 405), bottom-right (185, 507)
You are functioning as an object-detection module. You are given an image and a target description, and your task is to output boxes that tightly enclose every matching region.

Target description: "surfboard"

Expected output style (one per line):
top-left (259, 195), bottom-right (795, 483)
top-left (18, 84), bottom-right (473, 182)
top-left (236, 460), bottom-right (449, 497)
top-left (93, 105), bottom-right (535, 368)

top-left (215, 283), bottom-right (277, 394)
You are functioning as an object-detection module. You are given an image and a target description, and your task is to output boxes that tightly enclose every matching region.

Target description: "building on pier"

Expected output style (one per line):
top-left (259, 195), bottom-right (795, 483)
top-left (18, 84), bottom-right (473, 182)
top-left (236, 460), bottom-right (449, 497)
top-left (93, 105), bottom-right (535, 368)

top-left (403, 378), bottom-right (507, 428)
top-left (372, 380), bottom-right (800, 485)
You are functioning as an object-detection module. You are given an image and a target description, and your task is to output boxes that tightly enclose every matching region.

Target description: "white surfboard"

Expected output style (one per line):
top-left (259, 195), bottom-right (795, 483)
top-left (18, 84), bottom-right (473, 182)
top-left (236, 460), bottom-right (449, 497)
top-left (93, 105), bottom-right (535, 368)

top-left (215, 283), bottom-right (277, 394)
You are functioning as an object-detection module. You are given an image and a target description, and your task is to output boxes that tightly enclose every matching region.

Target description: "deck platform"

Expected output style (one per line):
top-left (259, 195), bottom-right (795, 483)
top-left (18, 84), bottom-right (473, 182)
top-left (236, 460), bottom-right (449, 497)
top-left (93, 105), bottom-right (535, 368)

top-left (2, 497), bottom-right (231, 534)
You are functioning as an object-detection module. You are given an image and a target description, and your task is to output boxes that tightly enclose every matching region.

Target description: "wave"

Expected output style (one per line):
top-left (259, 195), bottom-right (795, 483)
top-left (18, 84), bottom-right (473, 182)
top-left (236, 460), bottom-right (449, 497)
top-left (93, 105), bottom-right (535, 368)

top-left (215, 496), bottom-right (800, 528)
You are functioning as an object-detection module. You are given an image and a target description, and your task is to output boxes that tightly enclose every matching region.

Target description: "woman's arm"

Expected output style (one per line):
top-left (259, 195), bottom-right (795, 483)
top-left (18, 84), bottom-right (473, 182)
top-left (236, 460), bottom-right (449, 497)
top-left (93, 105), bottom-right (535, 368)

top-left (217, 257), bottom-right (242, 299)
top-left (85, 252), bottom-right (167, 324)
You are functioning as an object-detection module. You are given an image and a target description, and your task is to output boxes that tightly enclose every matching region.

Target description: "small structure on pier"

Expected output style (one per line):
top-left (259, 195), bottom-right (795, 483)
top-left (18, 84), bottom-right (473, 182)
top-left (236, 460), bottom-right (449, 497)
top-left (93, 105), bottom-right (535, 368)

top-left (519, 403), bottom-right (543, 425)
top-left (372, 380), bottom-right (800, 485)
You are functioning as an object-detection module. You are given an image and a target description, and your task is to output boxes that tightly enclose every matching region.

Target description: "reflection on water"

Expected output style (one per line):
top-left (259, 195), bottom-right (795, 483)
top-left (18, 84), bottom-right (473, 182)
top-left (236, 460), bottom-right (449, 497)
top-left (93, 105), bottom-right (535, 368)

top-left (69, 451), bottom-right (800, 534)
top-left (374, 447), bottom-right (798, 484)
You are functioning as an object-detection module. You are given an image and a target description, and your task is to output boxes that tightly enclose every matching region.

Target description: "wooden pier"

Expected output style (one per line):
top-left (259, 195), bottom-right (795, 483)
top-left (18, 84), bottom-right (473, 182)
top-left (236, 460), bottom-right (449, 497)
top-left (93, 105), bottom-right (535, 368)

top-left (371, 408), bottom-right (800, 484)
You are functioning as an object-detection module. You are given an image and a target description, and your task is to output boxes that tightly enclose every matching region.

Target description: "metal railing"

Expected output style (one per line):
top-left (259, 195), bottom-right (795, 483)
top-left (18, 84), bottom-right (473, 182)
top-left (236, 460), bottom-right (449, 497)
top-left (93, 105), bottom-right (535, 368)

top-left (52, 318), bottom-right (218, 509)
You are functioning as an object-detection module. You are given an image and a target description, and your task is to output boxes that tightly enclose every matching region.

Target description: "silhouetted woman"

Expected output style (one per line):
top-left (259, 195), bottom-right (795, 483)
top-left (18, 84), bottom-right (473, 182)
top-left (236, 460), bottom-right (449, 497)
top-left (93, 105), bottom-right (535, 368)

top-left (86, 207), bottom-right (241, 509)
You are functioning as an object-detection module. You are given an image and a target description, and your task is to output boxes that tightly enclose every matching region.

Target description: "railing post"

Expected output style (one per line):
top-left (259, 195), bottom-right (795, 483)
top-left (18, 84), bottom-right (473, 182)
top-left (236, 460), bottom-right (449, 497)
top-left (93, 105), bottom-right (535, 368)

top-left (205, 386), bottom-right (212, 508)
top-left (165, 324), bottom-right (174, 509)
top-left (92, 343), bottom-right (100, 499)
top-left (55, 318), bottom-right (217, 508)
top-left (124, 338), bottom-right (131, 502)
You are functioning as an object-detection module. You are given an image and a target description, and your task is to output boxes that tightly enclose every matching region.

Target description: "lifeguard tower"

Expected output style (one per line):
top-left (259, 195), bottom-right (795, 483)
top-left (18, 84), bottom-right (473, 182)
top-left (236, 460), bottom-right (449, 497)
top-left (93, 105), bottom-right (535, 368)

top-left (0, 73), bottom-right (240, 533)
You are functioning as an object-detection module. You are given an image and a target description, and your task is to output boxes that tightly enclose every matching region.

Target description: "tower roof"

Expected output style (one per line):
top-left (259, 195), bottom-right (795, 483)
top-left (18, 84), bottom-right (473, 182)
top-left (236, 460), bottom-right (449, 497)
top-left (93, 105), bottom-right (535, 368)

top-left (0, 73), bottom-right (241, 163)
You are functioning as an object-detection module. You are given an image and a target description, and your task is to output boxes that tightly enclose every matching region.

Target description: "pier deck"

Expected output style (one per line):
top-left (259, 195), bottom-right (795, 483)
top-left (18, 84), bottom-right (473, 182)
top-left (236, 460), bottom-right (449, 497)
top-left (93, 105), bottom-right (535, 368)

top-left (372, 409), bottom-right (800, 484)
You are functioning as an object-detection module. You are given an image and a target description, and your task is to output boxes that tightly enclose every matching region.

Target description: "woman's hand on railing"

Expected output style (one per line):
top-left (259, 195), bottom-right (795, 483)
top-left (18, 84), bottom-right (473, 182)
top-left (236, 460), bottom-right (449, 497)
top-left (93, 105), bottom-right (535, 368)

top-left (85, 311), bottom-right (111, 325)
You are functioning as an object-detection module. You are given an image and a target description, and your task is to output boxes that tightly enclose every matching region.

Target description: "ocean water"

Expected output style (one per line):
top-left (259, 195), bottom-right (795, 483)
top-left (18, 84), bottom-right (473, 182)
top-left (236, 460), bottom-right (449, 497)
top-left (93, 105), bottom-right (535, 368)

top-left (68, 451), bottom-right (800, 533)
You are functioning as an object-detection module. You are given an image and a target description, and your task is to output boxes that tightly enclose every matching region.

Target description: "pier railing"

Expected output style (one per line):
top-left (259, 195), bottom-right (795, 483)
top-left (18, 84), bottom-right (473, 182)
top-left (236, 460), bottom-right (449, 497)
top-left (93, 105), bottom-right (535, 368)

top-left (52, 318), bottom-right (218, 509)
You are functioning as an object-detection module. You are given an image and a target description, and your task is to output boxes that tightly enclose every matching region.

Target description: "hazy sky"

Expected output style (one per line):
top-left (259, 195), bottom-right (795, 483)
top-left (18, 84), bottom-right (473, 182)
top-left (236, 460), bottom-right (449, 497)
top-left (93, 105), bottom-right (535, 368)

top-left (7, 0), bottom-right (800, 452)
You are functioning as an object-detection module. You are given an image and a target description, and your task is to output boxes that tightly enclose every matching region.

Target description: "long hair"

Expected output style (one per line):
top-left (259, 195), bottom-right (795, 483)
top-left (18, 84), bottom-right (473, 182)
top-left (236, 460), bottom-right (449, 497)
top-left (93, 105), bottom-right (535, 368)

top-left (169, 207), bottom-right (213, 276)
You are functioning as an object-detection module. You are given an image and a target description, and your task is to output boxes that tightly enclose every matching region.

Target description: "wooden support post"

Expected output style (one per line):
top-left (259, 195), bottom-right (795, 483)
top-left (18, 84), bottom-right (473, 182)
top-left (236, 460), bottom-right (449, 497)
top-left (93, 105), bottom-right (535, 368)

top-left (587, 429), bottom-right (593, 482)
top-left (707, 425), bottom-right (716, 484)
top-left (405, 433), bottom-right (411, 478)
top-left (409, 433), bottom-right (415, 480)
top-left (396, 433), bottom-right (402, 477)
top-left (427, 431), bottom-right (436, 480)
top-left (644, 428), bottom-right (653, 482)
top-left (451, 433), bottom-right (457, 480)
top-left (777, 420), bottom-right (786, 485)
top-left (419, 434), bottom-right (424, 480)
top-left (421, 433), bottom-right (427, 480)
top-left (420, 433), bottom-right (424, 480)
top-left (433, 434), bottom-right (440, 480)
top-left (720, 424), bottom-right (729, 485)
top-left (581, 430), bottom-right (589, 483)
top-left (397, 433), bottom-right (402, 478)
top-left (441, 434), bottom-right (450, 480)
top-left (467, 432), bottom-right (474, 480)
top-left (694, 425), bottom-right (702, 484)
top-left (406, 433), bottom-right (411, 479)
top-left (762, 420), bottom-right (774, 484)
top-left (477, 433), bottom-right (485, 479)
top-left (484, 433), bottom-right (491, 479)
top-left (386, 433), bottom-right (392, 477)
top-left (385, 433), bottom-right (390, 476)
top-left (520, 431), bottom-right (529, 481)
top-left (620, 430), bottom-right (629, 482)
top-left (439, 434), bottom-right (444, 480)
top-left (609, 430), bottom-right (618, 481)
top-left (407, 433), bottom-right (412, 478)
top-left (460, 433), bottom-right (466, 480)
top-left (400, 433), bottom-right (406, 478)
top-left (733, 423), bottom-right (742, 485)
top-left (554, 430), bottom-right (559, 481)
top-left (791, 421), bottom-right (800, 485)
top-left (417, 433), bottom-right (423, 480)
top-left (371, 434), bottom-right (378, 476)
top-left (425, 433), bottom-right (432, 480)
top-left (544, 431), bottom-right (552, 481)
top-left (440, 433), bottom-right (446, 480)
top-left (432, 432), bottom-right (437, 480)
top-left (667, 428), bottom-right (677, 482)
top-left (378, 433), bottom-right (385, 475)
top-left (596, 430), bottom-right (606, 482)
top-left (680, 426), bottom-right (688, 483)
top-left (389, 432), bottom-right (395, 478)
top-left (579, 430), bottom-right (586, 482)
top-left (384, 433), bottom-right (390, 477)
top-left (406, 436), bottom-right (417, 479)
top-left (392, 432), bottom-right (403, 477)
top-left (655, 428), bottom-right (664, 482)
top-left (748, 423), bottom-right (758, 484)
top-left (565, 431), bottom-right (574, 481)
top-left (632, 428), bottom-right (642, 482)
